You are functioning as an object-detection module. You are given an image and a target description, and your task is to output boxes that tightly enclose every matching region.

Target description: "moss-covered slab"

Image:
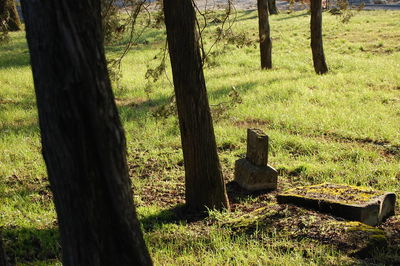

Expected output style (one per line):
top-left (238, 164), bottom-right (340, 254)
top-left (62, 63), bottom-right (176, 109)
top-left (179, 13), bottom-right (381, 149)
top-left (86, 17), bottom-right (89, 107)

top-left (277, 183), bottom-right (396, 226)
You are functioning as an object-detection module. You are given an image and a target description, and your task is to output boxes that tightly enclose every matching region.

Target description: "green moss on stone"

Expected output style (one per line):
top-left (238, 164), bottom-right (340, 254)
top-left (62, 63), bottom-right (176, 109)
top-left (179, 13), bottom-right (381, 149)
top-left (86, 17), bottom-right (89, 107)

top-left (280, 183), bottom-right (383, 205)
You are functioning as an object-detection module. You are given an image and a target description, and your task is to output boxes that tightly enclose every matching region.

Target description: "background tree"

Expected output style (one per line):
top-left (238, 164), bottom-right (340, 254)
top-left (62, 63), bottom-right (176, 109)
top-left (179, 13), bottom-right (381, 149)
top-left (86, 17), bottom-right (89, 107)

top-left (164, 0), bottom-right (229, 211)
top-left (268, 0), bottom-right (279, 14)
top-left (310, 0), bottom-right (328, 74)
top-left (0, 235), bottom-right (6, 266)
top-left (21, 0), bottom-right (152, 265)
top-left (258, 0), bottom-right (272, 69)
top-left (0, 0), bottom-right (21, 31)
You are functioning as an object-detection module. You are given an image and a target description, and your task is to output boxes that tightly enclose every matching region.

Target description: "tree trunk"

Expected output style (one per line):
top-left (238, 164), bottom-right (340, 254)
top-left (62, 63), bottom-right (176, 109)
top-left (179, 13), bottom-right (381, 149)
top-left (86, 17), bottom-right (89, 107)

top-left (0, 0), bottom-right (22, 31)
top-left (258, 0), bottom-right (272, 69)
top-left (268, 0), bottom-right (279, 14)
top-left (21, 1), bottom-right (152, 265)
top-left (163, 0), bottom-right (229, 211)
top-left (310, 0), bottom-right (328, 74)
top-left (0, 235), bottom-right (7, 266)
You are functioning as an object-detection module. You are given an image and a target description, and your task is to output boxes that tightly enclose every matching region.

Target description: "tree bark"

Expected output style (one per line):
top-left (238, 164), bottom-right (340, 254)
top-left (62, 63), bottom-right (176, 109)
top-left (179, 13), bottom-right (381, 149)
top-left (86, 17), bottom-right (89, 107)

top-left (0, 0), bottom-right (22, 31)
top-left (0, 235), bottom-right (7, 266)
top-left (163, 0), bottom-right (229, 211)
top-left (258, 0), bottom-right (272, 69)
top-left (268, 0), bottom-right (279, 14)
top-left (21, 0), bottom-right (152, 265)
top-left (310, 0), bottom-right (328, 74)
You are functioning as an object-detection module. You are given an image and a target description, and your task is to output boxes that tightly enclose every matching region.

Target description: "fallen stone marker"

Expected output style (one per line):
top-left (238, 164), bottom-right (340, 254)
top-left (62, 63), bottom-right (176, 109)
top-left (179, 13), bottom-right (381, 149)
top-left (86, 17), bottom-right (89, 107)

top-left (277, 183), bottom-right (396, 226)
top-left (234, 128), bottom-right (278, 191)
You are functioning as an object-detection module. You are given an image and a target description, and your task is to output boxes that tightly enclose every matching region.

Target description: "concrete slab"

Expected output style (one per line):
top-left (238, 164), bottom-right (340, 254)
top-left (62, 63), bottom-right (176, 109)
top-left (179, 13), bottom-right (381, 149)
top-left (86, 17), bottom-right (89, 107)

top-left (234, 158), bottom-right (278, 191)
top-left (277, 183), bottom-right (396, 226)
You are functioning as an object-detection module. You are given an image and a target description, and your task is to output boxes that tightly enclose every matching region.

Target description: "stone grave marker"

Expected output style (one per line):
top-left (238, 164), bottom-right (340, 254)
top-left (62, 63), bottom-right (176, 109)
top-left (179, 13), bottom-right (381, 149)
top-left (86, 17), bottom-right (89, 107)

top-left (234, 128), bottom-right (278, 191)
top-left (277, 183), bottom-right (396, 226)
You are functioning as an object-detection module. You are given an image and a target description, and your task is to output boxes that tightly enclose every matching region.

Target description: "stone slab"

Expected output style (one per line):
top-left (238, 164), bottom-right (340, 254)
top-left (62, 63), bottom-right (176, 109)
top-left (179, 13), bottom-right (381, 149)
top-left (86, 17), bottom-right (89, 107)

top-left (234, 158), bottom-right (278, 191)
top-left (277, 183), bottom-right (396, 226)
top-left (246, 128), bottom-right (269, 167)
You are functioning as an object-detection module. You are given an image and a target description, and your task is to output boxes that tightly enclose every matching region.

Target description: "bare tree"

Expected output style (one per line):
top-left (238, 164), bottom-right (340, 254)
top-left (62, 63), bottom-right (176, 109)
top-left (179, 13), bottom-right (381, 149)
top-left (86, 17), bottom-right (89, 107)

top-left (21, 0), bottom-right (152, 264)
top-left (258, 0), bottom-right (272, 69)
top-left (0, 0), bottom-right (21, 31)
top-left (310, 0), bottom-right (328, 74)
top-left (268, 0), bottom-right (279, 14)
top-left (0, 235), bottom-right (7, 266)
top-left (164, 0), bottom-right (229, 211)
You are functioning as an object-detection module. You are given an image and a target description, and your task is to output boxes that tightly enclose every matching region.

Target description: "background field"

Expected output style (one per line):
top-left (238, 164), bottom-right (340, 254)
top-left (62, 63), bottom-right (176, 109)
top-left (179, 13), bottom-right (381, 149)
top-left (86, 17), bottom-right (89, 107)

top-left (1, 9), bottom-right (399, 265)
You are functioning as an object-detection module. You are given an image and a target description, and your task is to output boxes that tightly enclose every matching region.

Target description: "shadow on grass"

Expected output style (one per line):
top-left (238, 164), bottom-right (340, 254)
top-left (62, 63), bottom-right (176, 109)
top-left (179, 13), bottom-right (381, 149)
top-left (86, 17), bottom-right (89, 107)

top-left (234, 10), bottom-right (257, 22)
top-left (2, 227), bottom-right (60, 265)
top-left (0, 97), bottom-right (39, 136)
top-left (0, 50), bottom-right (30, 69)
top-left (140, 204), bottom-right (208, 232)
top-left (276, 12), bottom-right (308, 21)
top-left (118, 94), bottom-right (171, 122)
top-left (0, 120), bottom-right (39, 137)
top-left (226, 181), bottom-right (275, 204)
top-left (209, 81), bottom-right (258, 101)
top-left (105, 29), bottom-right (166, 54)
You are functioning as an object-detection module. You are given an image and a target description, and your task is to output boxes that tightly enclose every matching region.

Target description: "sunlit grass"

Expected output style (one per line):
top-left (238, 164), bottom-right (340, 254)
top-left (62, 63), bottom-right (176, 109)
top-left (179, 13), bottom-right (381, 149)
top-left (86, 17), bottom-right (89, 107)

top-left (0, 9), bottom-right (399, 265)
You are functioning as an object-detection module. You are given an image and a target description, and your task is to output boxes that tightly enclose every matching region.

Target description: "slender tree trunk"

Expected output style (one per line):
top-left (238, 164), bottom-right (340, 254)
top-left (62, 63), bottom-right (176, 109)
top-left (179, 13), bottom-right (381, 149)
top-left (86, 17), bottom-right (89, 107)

top-left (21, 1), bottom-right (152, 265)
top-left (268, 0), bottom-right (279, 14)
top-left (310, 0), bottom-right (328, 74)
top-left (164, 0), bottom-right (229, 211)
top-left (0, 0), bottom-right (21, 31)
top-left (0, 236), bottom-right (7, 266)
top-left (258, 0), bottom-right (272, 69)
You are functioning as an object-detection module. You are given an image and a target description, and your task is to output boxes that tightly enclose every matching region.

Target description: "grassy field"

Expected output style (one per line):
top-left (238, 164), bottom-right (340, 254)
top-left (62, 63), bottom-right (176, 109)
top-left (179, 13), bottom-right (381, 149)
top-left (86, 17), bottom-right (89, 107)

top-left (1, 9), bottom-right (400, 265)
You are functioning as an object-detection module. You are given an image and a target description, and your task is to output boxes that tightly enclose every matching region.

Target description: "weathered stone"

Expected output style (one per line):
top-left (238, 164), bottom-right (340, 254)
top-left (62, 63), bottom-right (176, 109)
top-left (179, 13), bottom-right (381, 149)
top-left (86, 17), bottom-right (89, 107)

top-left (246, 128), bottom-right (269, 167)
top-left (234, 158), bottom-right (278, 191)
top-left (277, 183), bottom-right (396, 226)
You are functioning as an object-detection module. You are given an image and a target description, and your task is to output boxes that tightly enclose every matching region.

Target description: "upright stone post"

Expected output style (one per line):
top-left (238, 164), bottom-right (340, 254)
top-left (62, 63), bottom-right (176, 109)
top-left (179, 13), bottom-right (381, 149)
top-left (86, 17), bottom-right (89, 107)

top-left (234, 128), bottom-right (278, 191)
top-left (247, 128), bottom-right (269, 166)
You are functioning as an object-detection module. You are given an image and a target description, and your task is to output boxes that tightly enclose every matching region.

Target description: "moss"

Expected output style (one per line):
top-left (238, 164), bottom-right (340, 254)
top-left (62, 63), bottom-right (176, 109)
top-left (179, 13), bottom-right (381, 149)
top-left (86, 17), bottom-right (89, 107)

top-left (342, 221), bottom-right (384, 234)
top-left (280, 183), bottom-right (384, 205)
top-left (223, 206), bottom-right (278, 231)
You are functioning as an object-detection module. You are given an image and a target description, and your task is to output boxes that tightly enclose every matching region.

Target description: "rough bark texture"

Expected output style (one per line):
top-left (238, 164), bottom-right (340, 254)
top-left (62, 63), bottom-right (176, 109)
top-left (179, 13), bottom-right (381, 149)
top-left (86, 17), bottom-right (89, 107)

top-left (268, 0), bottom-right (279, 14)
top-left (0, 236), bottom-right (7, 266)
top-left (257, 0), bottom-right (272, 69)
top-left (21, 0), bottom-right (152, 265)
top-left (164, 0), bottom-right (229, 211)
top-left (310, 0), bottom-right (328, 74)
top-left (0, 0), bottom-right (21, 31)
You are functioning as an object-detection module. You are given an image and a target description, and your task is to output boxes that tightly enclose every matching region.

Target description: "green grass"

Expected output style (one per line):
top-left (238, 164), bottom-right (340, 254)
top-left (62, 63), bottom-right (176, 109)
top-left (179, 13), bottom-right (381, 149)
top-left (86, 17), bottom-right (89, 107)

top-left (1, 9), bottom-right (400, 265)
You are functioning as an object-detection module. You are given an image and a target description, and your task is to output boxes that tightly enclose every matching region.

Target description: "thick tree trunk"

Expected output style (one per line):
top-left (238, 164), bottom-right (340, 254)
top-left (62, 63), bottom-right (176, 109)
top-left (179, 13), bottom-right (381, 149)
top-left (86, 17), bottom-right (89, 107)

top-left (258, 0), bottom-right (272, 69)
top-left (164, 0), bottom-right (229, 211)
top-left (310, 0), bottom-right (328, 74)
top-left (268, 0), bottom-right (279, 14)
top-left (21, 1), bottom-right (152, 265)
top-left (0, 236), bottom-right (7, 266)
top-left (0, 0), bottom-right (21, 31)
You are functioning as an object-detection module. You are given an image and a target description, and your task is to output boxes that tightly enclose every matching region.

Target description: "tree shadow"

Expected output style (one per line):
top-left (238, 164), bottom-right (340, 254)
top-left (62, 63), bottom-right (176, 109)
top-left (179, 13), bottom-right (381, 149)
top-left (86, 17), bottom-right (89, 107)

top-left (0, 37), bottom-right (30, 69)
top-left (226, 181), bottom-right (275, 205)
top-left (1, 227), bottom-right (60, 265)
top-left (234, 10), bottom-right (257, 23)
top-left (117, 94), bottom-right (171, 122)
top-left (276, 12), bottom-right (309, 21)
top-left (208, 81), bottom-right (258, 101)
top-left (0, 52), bottom-right (30, 69)
top-left (140, 204), bottom-right (208, 232)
